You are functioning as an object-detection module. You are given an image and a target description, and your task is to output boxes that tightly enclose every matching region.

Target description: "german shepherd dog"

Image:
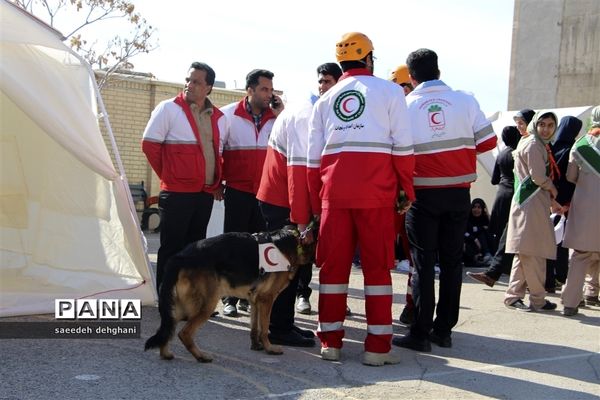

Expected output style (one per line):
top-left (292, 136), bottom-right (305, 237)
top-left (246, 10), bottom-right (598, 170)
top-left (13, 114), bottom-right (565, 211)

top-left (144, 225), bottom-right (316, 362)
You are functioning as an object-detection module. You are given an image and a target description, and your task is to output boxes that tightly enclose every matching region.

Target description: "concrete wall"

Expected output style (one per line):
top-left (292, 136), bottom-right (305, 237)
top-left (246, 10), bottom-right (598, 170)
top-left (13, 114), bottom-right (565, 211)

top-left (508, 0), bottom-right (600, 110)
top-left (97, 73), bottom-right (245, 197)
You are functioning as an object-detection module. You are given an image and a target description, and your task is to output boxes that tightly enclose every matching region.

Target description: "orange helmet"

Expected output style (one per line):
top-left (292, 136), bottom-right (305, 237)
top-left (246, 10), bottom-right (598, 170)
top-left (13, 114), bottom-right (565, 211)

top-left (336, 32), bottom-right (374, 62)
top-left (390, 64), bottom-right (410, 84)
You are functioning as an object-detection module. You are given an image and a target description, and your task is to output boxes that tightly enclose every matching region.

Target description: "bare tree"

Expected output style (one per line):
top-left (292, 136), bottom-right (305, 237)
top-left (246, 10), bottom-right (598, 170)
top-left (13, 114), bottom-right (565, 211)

top-left (12, 0), bottom-right (158, 89)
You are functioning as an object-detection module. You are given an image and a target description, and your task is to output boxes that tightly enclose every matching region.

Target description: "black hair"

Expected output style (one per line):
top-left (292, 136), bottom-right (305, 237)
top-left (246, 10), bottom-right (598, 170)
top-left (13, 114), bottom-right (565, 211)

top-left (245, 69), bottom-right (274, 90)
top-left (406, 48), bottom-right (440, 83)
top-left (189, 62), bottom-right (215, 95)
top-left (471, 197), bottom-right (488, 210)
top-left (316, 62), bottom-right (343, 82)
top-left (339, 52), bottom-right (372, 72)
top-left (189, 62), bottom-right (215, 86)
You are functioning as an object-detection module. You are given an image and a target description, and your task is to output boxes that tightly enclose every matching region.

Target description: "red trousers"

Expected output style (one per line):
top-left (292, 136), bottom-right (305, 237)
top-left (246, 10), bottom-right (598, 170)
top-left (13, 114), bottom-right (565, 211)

top-left (316, 207), bottom-right (396, 353)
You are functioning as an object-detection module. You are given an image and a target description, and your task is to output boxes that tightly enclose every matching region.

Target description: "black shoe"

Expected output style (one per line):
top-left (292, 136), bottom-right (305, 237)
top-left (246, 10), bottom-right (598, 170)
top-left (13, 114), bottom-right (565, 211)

top-left (429, 331), bottom-right (452, 348)
top-left (392, 335), bottom-right (431, 352)
top-left (505, 299), bottom-right (530, 312)
top-left (292, 325), bottom-right (315, 338)
top-left (268, 330), bottom-right (316, 347)
top-left (210, 311), bottom-right (219, 318)
top-left (238, 300), bottom-right (251, 313)
top-left (466, 271), bottom-right (496, 288)
top-left (538, 300), bottom-right (557, 311)
top-left (399, 306), bottom-right (414, 325)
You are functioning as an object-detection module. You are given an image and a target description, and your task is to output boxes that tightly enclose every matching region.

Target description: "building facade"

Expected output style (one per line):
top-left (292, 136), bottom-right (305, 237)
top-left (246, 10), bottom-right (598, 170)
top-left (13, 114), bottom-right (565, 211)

top-left (508, 0), bottom-right (600, 110)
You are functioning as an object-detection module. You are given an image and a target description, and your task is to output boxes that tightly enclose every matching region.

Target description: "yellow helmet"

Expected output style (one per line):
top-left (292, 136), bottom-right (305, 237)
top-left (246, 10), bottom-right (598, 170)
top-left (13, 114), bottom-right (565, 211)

top-left (336, 32), bottom-right (374, 62)
top-left (390, 64), bottom-right (410, 84)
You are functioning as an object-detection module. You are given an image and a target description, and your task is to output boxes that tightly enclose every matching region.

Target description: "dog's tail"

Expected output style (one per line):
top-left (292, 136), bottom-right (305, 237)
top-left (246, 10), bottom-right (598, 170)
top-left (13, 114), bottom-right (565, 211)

top-left (144, 257), bottom-right (180, 351)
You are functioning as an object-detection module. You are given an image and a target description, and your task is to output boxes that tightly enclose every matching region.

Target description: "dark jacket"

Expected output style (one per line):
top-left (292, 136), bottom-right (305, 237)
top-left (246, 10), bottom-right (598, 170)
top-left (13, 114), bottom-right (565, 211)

top-left (489, 126), bottom-right (521, 241)
top-left (551, 116), bottom-right (582, 205)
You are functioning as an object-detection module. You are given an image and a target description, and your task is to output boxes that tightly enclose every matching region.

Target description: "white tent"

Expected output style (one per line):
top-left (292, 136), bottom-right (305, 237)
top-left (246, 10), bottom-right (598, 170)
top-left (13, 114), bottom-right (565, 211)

top-left (471, 106), bottom-right (593, 207)
top-left (0, 0), bottom-right (156, 317)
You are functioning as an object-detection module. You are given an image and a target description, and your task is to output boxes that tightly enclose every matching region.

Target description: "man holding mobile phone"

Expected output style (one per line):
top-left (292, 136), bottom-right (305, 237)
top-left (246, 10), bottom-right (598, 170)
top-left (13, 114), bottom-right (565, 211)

top-left (218, 69), bottom-right (283, 317)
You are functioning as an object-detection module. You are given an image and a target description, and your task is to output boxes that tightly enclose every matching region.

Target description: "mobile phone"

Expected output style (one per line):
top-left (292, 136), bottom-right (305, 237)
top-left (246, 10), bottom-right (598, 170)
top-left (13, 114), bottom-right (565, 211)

top-left (270, 95), bottom-right (279, 108)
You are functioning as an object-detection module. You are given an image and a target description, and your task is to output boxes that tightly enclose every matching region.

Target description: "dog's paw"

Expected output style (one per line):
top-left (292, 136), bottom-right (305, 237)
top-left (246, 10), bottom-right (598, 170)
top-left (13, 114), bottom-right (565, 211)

top-left (251, 342), bottom-right (264, 351)
top-left (265, 345), bottom-right (283, 355)
top-left (195, 353), bottom-right (213, 363)
top-left (160, 352), bottom-right (174, 360)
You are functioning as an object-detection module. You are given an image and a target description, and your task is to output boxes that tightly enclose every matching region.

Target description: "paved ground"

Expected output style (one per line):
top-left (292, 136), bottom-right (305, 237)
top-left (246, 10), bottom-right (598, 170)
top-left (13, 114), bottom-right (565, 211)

top-left (1, 232), bottom-right (598, 399)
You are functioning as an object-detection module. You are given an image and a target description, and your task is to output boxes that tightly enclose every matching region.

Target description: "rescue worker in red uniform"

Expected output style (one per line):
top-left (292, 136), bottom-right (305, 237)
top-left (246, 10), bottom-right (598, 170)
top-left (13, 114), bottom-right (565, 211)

top-left (306, 32), bottom-right (415, 366)
top-left (141, 62), bottom-right (225, 293)
top-left (218, 69), bottom-right (283, 316)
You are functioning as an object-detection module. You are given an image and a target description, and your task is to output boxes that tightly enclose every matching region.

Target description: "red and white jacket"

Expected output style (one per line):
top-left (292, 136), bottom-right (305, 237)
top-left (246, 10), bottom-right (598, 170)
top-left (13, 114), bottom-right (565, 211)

top-left (220, 98), bottom-right (277, 194)
top-left (405, 80), bottom-right (497, 189)
top-left (141, 93), bottom-right (225, 193)
top-left (256, 100), bottom-right (313, 224)
top-left (306, 69), bottom-right (415, 214)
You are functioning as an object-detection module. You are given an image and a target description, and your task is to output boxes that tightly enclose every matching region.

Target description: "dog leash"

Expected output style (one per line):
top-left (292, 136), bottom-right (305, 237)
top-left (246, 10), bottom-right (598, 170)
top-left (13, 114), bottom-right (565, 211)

top-left (299, 218), bottom-right (318, 240)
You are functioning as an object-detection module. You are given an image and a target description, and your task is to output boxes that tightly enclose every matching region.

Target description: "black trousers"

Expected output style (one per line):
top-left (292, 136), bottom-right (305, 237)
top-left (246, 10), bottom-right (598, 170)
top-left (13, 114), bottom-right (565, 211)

top-left (223, 187), bottom-right (266, 306)
top-left (156, 191), bottom-right (214, 293)
top-left (485, 225), bottom-right (514, 281)
top-left (258, 201), bottom-right (306, 334)
top-left (406, 188), bottom-right (470, 339)
top-left (546, 244), bottom-right (569, 288)
top-left (296, 264), bottom-right (313, 299)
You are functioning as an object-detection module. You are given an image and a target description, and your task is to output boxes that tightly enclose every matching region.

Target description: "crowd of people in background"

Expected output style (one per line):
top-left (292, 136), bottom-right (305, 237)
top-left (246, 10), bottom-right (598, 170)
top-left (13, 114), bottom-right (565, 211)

top-left (141, 30), bottom-right (600, 367)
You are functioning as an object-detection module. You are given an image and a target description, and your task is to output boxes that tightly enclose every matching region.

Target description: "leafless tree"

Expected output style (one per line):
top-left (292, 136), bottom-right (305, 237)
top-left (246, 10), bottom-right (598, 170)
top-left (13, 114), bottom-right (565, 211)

top-left (12, 0), bottom-right (158, 89)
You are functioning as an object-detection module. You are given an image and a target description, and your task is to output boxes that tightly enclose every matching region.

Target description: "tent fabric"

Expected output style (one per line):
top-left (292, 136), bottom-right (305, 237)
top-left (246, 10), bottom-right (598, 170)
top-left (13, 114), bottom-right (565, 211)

top-left (0, 0), bottom-right (156, 317)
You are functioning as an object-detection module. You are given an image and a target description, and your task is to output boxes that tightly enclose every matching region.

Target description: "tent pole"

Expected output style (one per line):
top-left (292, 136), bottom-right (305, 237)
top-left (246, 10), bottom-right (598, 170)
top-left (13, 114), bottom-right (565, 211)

top-left (68, 49), bottom-right (157, 296)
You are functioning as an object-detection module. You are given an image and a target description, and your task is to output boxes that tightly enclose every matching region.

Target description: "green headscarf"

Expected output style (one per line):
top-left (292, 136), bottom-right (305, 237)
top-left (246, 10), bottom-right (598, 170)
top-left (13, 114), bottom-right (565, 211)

top-left (527, 110), bottom-right (558, 144)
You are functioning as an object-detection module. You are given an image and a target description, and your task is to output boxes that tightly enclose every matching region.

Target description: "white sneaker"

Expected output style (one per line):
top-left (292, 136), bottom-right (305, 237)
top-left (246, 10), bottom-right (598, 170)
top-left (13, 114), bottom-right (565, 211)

top-left (296, 297), bottom-right (311, 314)
top-left (320, 347), bottom-right (341, 361)
top-left (362, 350), bottom-right (401, 366)
top-left (223, 304), bottom-right (238, 317)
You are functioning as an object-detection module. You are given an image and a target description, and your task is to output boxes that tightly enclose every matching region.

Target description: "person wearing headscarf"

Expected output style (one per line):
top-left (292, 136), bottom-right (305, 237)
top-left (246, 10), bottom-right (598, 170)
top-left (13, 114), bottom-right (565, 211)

top-left (463, 198), bottom-right (493, 267)
top-left (489, 126), bottom-right (522, 244)
top-left (468, 109), bottom-right (543, 289)
top-left (504, 111), bottom-right (563, 311)
top-left (513, 108), bottom-right (536, 137)
top-left (545, 116), bottom-right (583, 292)
top-left (560, 106), bottom-right (600, 316)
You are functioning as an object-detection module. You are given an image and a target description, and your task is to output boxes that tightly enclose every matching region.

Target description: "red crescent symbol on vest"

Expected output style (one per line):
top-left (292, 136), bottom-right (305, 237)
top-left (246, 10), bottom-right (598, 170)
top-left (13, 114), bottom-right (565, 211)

top-left (430, 112), bottom-right (442, 124)
top-left (342, 97), bottom-right (354, 113)
top-left (264, 245), bottom-right (277, 266)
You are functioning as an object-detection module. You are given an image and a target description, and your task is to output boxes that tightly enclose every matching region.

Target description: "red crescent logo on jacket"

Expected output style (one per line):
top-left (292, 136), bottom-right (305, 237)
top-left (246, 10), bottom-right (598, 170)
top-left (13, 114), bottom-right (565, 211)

top-left (334, 90), bottom-right (365, 122)
top-left (430, 112), bottom-right (442, 124)
top-left (427, 104), bottom-right (445, 130)
top-left (263, 245), bottom-right (278, 266)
